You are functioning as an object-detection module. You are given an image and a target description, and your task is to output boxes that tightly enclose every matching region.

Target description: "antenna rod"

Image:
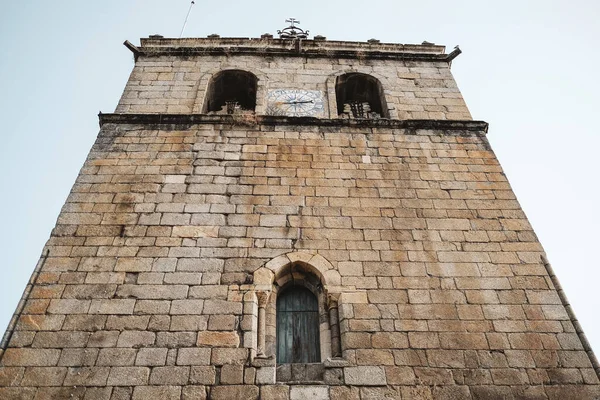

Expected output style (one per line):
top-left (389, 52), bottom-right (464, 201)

top-left (179, 1), bottom-right (196, 38)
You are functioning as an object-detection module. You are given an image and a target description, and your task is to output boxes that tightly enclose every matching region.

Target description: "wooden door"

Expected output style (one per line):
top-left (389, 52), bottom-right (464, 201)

top-left (276, 286), bottom-right (321, 363)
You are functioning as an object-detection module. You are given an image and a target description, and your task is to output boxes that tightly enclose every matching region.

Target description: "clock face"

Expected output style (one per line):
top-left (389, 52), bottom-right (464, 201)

top-left (266, 89), bottom-right (325, 117)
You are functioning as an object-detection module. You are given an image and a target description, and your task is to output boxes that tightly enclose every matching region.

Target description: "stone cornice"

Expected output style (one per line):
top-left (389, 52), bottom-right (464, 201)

top-left (127, 37), bottom-right (457, 62)
top-left (98, 113), bottom-right (488, 135)
top-left (135, 46), bottom-right (454, 62)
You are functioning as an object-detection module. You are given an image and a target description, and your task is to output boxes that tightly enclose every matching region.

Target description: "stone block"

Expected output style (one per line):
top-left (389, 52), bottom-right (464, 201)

top-left (176, 347), bottom-right (212, 366)
top-left (1, 349), bottom-right (61, 367)
top-left (197, 331), bottom-right (240, 347)
top-left (210, 348), bottom-right (248, 365)
top-left (385, 366), bottom-right (416, 385)
top-left (149, 366), bottom-right (189, 385)
top-left (408, 332), bottom-right (440, 349)
top-left (132, 386), bottom-right (181, 400)
top-left (17, 315), bottom-right (65, 331)
top-left (208, 315), bottom-right (236, 331)
top-left (190, 366), bottom-right (216, 385)
top-left (21, 367), bottom-right (66, 386)
top-left (105, 316), bottom-right (149, 330)
top-left (83, 387), bottom-right (113, 400)
top-left (32, 331), bottom-right (90, 348)
top-left (210, 385), bottom-right (259, 400)
top-left (0, 367), bottom-right (24, 387)
top-left (170, 315), bottom-right (208, 331)
top-left (413, 367), bottom-right (454, 385)
top-left (182, 386), bottom-right (208, 400)
top-left (63, 315), bottom-right (107, 331)
top-left (372, 332), bottom-right (409, 349)
top-left (116, 284), bottom-right (188, 299)
top-left (47, 299), bottom-right (91, 314)
top-left (439, 333), bottom-right (488, 350)
top-left (170, 299), bottom-right (204, 314)
top-left (135, 348), bottom-right (168, 366)
top-left (134, 300), bottom-right (171, 315)
top-left (261, 385), bottom-right (290, 400)
top-left (432, 386), bottom-right (471, 400)
top-left (106, 367), bottom-right (149, 386)
top-left (115, 258), bottom-right (153, 272)
top-left (504, 350), bottom-right (536, 368)
top-left (367, 289), bottom-right (407, 304)
top-left (221, 364), bottom-right (244, 384)
top-left (116, 331), bottom-right (155, 347)
top-left (97, 348), bottom-right (136, 366)
top-left (490, 368), bottom-right (529, 385)
top-left (508, 333), bottom-right (544, 350)
top-left (255, 366), bottom-right (276, 384)
top-left (330, 386), bottom-right (360, 400)
top-left (87, 331), bottom-right (119, 348)
top-left (355, 349), bottom-right (394, 365)
top-left (89, 299), bottom-right (135, 315)
top-left (290, 386), bottom-right (329, 400)
top-left (25, 387), bottom-right (86, 399)
top-left (63, 367), bottom-right (110, 386)
top-left (0, 387), bottom-right (36, 400)
top-left (156, 332), bottom-right (197, 348)
top-left (344, 366), bottom-right (386, 386)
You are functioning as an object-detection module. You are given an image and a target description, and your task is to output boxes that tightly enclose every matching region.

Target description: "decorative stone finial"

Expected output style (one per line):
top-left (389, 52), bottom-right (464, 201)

top-left (278, 18), bottom-right (309, 40)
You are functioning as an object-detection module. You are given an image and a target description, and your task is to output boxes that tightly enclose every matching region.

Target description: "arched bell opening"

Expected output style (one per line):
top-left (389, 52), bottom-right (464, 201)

top-left (203, 69), bottom-right (257, 114)
top-left (335, 72), bottom-right (388, 119)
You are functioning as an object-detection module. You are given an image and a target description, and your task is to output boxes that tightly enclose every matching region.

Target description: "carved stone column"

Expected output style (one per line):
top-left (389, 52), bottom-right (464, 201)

top-left (256, 291), bottom-right (271, 356)
top-left (327, 293), bottom-right (342, 357)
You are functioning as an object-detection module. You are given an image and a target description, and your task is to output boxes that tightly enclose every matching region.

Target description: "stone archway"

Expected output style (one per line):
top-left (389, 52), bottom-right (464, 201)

top-left (250, 252), bottom-right (342, 365)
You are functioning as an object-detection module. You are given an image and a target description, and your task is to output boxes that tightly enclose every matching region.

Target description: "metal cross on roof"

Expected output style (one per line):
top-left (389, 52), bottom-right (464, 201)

top-left (286, 18), bottom-right (300, 27)
top-left (278, 18), bottom-right (309, 40)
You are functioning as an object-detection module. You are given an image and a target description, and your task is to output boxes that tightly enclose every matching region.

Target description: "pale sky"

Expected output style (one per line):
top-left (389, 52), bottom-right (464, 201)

top-left (1, 1), bottom-right (599, 355)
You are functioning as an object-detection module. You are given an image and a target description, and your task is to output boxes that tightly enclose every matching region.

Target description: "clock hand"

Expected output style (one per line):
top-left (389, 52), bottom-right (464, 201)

top-left (284, 100), bottom-right (314, 104)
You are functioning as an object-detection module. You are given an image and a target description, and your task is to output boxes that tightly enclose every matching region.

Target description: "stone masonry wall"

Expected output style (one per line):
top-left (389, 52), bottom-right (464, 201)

top-left (1, 119), bottom-right (599, 399)
top-left (115, 55), bottom-right (472, 121)
top-left (1, 40), bottom-right (598, 399)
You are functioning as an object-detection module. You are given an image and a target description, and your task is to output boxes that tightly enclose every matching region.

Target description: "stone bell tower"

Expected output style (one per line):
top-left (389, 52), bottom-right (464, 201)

top-left (1, 20), bottom-right (599, 400)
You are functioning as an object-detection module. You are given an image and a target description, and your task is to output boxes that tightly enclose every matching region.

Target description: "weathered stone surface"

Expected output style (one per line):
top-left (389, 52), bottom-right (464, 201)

top-left (344, 366), bottom-right (386, 386)
top-left (132, 386), bottom-right (182, 400)
top-left (190, 366), bottom-right (216, 385)
top-left (290, 386), bottom-right (329, 400)
top-left (63, 366), bottom-right (110, 386)
top-left (182, 386), bottom-right (208, 400)
top-left (106, 367), bottom-right (149, 386)
top-left (221, 364), bottom-right (244, 384)
top-left (210, 385), bottom-right (259, 400)
top-left (1, 349), bottom-right (61, 366)
top-left (21, 367), bottom-right (66, 386)
top-left (149, 366), bottom-right (189, 385)
top-left (135, 348), bottom-right (168, 366)
top-left (261, 385), bottom-right (290, 400)
top-left (196, 331), bottom-right (239, 347)
top-left (1, 35), bottom-right (598, 400)
top-left (177, 348), bottom-right (212, 366)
